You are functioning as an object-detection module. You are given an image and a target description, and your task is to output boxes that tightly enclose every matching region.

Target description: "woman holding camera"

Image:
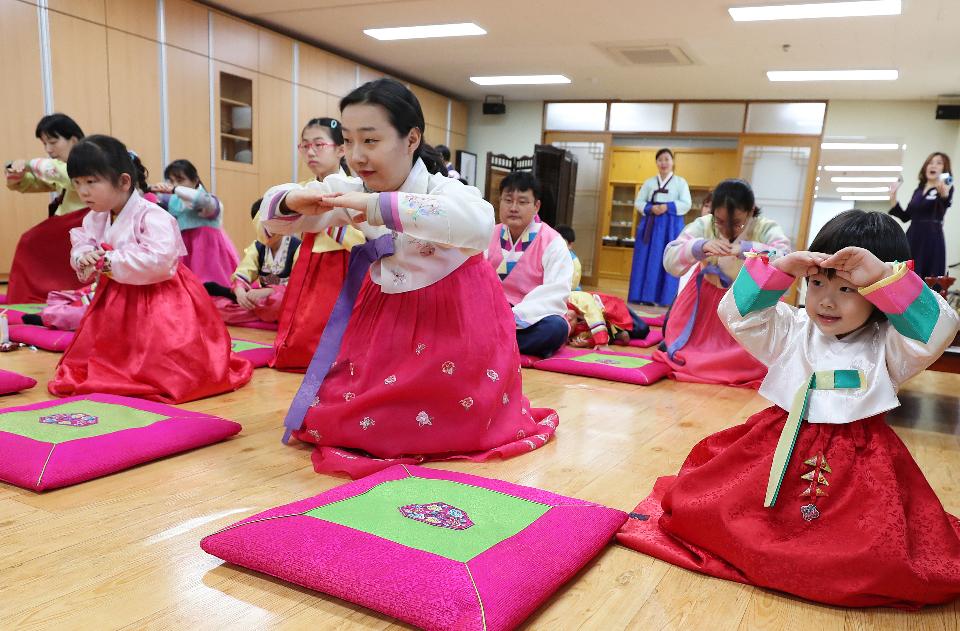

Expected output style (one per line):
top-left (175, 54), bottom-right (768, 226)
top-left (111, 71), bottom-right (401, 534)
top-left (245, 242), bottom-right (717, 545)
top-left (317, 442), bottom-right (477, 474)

top-left (889, 151), bottom-right (953, 277)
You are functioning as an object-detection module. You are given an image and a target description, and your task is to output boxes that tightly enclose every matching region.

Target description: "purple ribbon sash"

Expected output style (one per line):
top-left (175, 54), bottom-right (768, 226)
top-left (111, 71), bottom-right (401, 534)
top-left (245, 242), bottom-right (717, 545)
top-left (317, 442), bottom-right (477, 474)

top-left (281, 233), bottom-right (396, 443)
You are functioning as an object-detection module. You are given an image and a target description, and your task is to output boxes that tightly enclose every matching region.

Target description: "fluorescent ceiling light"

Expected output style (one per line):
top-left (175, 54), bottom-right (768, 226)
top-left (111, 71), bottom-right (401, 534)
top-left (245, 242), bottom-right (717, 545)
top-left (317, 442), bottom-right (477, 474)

top-left (841, 195), bottom-right (891, 201)
top-left (470, 75), bottom-right (571, 85)
top-left (821, 142), bottom-right (900, 150)
top-left (767, 70), bottom-right (898, 81)
top-left (823, 165), bottom-right (903, 172)
top-left (836, 186), bottom-right (890, 192)
top-left (730, 0), bottom-right (900, 21)
top-left (364, 22), bottom-right (486, 41)
top-left (831, 176), bottom-right (899, 182)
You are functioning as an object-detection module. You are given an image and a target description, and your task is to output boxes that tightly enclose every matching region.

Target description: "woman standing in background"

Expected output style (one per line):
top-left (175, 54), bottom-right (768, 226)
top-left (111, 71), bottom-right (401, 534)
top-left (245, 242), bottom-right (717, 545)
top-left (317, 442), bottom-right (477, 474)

top-left (889, 151), bottom-right (953, 278)
top-left (628, 148), bottom-right (692, 306)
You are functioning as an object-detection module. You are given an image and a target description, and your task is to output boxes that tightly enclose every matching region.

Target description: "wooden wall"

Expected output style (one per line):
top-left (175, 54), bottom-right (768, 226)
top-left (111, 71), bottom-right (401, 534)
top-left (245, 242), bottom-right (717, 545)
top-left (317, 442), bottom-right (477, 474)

top-left (0, 0), bottom-right (469, 276)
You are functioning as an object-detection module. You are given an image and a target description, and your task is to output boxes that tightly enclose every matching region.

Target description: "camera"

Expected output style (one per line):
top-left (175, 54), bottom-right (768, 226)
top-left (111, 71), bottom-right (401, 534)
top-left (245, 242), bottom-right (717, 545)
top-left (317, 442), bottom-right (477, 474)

top-left (939, 172), bottom-right (953, 186)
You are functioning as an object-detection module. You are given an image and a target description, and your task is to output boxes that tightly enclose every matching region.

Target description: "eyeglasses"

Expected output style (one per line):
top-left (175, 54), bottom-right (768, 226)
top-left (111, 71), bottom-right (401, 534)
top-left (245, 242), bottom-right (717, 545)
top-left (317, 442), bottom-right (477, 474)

top-left (298, 141), bottom-right (337, 152)
top-left (501, 198), bottom-right (535, 209)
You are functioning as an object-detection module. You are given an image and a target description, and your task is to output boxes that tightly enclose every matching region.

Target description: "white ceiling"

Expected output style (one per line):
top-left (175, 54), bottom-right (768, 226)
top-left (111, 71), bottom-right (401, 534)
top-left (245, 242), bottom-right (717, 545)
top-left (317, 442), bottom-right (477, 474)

top-left (208, 0), bottom-right (960, 101)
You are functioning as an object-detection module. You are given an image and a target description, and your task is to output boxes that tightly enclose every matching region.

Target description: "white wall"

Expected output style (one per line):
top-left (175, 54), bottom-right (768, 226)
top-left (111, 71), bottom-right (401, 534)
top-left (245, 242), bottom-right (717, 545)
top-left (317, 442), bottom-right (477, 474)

top-left (465, 101), bottom-right (544, 194)
top-left (821, 100), bottom-right (960, 268)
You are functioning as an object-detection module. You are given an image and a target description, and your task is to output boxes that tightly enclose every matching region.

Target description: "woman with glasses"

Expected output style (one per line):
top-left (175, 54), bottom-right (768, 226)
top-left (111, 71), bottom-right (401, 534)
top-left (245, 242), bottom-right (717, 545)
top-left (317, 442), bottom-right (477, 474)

top-left (270, 117), bottom-right (366, 370)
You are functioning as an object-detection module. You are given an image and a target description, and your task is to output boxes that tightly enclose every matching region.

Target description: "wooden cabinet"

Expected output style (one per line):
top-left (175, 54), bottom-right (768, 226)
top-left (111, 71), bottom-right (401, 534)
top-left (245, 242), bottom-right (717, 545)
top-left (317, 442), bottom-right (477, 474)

top-left (215, 65), bottom-right (257, 169)
top-left (211, 12), bottom-right (257, 71)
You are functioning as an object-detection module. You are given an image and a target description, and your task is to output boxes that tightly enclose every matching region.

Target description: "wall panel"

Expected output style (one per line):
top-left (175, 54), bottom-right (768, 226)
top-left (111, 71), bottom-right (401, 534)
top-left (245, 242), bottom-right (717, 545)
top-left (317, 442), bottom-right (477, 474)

top-left (165, 45), bottom-right (211, 185)
top-left (258, 74), bottom-right (294, 194)
top-left (49, 11), bottom-right (111, 135)
top-left (258, 28), bottom-right (293, 81)
top-left (211, 12), bottom-right (258, 71)
top-left (48, 0), bottom-right (104, 23)
top-left (164, 0), bottom-right (208, 55)
top-left (0, 0), bottom-right (48, 275)
top-left (105, 0), bottom-right (156, 39)
top-left (215, 167), bottom-right (261, 251)
top-left (107, 30), bottom-right (163, 177)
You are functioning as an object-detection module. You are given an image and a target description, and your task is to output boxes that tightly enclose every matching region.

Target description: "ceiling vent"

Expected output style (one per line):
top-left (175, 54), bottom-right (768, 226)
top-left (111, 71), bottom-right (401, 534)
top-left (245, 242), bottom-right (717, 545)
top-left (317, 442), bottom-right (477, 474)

top-left (596, 42), bottom-right (694, 67)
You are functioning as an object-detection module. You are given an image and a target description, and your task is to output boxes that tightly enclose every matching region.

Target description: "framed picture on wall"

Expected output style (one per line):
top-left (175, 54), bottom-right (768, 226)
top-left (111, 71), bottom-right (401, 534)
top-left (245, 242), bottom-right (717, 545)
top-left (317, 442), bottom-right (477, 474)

top-left (456, 150), bottom-right (477, 186)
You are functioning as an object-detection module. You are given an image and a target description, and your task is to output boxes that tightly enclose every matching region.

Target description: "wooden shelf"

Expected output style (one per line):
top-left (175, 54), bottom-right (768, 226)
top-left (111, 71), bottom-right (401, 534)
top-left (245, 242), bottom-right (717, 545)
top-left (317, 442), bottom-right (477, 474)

top-left (221, 132), bottom-right (251, 141)
top-left (601, 244), bottom-right (633, 250)
top-left (220, 97), bottom-right (251, 107)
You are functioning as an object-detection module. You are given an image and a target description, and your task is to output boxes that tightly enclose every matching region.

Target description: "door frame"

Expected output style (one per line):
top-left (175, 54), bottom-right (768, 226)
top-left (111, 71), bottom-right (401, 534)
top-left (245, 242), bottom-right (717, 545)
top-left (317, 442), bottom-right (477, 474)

top-left (542, 131), bottom-right (613, 289)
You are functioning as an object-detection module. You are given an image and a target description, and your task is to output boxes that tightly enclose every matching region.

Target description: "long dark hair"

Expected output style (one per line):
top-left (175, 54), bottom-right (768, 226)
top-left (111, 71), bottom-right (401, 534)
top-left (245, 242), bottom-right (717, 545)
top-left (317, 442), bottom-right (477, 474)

top-left (302, 117), bottom-right (350, 175)
top-left (163, 159), bottom-right (203, 188)
top-left (339, 78), bottom-right (447, 175)
top-left (711, 179), bottom-right (759, 242)
top-left (35, 113), bottom-right (84, 141)
top-left (66, 134), bottom-right (140, 194)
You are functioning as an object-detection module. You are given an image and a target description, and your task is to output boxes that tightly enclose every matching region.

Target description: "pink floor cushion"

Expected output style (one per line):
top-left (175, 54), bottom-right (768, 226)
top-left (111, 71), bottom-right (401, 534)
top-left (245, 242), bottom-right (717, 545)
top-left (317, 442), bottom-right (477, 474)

top-left (201, 464), bottom-right (626, 631)
top-left (8, 325), bottom-right (75, 352)
top-left (626, 328), bottom-right (664, 348)
top-left (532, 347), bottom-right (668, 385)
top-left (0, 393), bottom-right (241, 491)
top-left (228, 320), bottom-right (278, 331)
top-left (2, 303), bottom-right (46, 325)
top-left (0, 369), bottom-right (37, 395)
top-left (230, 338), bottom-right (273, 368)
top-left (633, 310), bottom-right (665, 327)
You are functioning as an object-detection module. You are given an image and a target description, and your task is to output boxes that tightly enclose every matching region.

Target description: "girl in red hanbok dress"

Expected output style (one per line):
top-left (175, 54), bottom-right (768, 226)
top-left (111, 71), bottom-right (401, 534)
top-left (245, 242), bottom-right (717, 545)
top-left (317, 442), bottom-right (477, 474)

top-left (270, 117), bottom-right (365, 370)
top-left (260, 79), bottom-right (558, 478)
top-left (48, 135), bottom-right (252, 403)
top-left (619, 210), bottom-right (960, 609)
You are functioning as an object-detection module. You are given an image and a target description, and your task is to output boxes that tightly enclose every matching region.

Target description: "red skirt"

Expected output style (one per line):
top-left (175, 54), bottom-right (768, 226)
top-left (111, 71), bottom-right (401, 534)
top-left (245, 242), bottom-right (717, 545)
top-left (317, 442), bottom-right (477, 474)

top-left (271, 234), bottom-right (348, 371)
top-left (653, 278), bottom-right (765, 388)
top-left (617, 406), bottom-right (960, 609)
top-left (212, 285), bottom-right (285, 325)
top-left (49, 264), bottom-right (253, 403)
top-left (293, 255), bottom-right (559, 478)
top-left (180, 226), bottom-right (239, 286)
top-left (7, 210), bottom-right (90, 303)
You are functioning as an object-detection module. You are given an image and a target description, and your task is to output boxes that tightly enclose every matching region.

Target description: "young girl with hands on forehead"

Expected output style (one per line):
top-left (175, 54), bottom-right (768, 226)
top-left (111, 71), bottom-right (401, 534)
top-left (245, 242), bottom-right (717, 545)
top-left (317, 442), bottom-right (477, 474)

top-left (260, 79), bottom-right (557, 478)
top-left (48, 135), bottom-right (252, 403)
top-left (620, 209), bottom-right (960, 609)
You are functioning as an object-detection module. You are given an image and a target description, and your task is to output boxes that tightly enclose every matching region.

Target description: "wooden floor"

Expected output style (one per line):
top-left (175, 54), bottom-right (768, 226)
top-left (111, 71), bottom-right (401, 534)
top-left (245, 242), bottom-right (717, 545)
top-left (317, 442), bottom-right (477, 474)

top-left (1, 322), bottom-right (959, 630)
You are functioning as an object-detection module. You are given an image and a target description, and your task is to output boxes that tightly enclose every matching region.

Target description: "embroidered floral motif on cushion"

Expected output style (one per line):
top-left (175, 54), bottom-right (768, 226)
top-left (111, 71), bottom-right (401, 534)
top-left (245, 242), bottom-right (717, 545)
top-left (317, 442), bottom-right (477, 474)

top-left (39, 412), bottom-right (98, 427)
top-left (398, 502), bottom-right (474, 530)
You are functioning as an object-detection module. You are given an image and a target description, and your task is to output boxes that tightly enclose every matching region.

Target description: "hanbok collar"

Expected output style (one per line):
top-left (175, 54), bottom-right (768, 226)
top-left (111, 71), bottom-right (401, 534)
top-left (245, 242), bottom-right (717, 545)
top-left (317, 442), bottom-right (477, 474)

top-left (111, 190), bottom-right (142, 224)
top-left (657, 172), bottom-right (674, 189)
top-left (501, 215), bottom-right (542, 251)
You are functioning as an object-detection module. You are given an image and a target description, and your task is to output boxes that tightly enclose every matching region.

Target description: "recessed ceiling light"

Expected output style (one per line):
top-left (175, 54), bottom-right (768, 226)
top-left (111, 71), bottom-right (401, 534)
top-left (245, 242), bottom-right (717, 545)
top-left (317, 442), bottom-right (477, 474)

top-left (470, 75), bottom-right (571, 86)
top-left (730, 0), bottom-right (900, 22)
top-left (363, 23), bottom-right (486, 41)
top-left (821, 142), bottom-right (901, 150)
top-left (767, 70), bottom-right (898, 81)
top-left (831, 176), bottom-right (899, 182)
top-left (836, 186), bottom-right (890, 192)
top-left (822, 165), bottom-right (903, 172)
top-left (841, 195), bottom-right (891, 201)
